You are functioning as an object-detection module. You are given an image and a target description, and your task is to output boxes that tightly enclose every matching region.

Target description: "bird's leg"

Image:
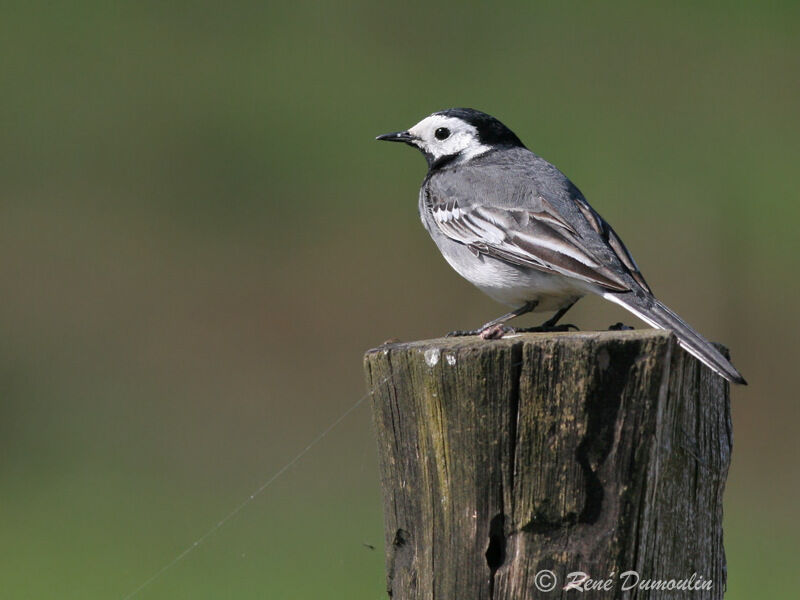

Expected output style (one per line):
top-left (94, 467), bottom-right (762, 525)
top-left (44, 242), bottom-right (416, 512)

top-left (515, 299), bottom-right (579, 333)
top-left (446, 301), bottom-right (538, 338)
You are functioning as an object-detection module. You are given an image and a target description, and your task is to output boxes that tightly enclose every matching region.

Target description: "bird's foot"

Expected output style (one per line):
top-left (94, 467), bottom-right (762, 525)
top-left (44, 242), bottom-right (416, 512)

top-left (479, 324), bottom-right (514, 340)
top-left (446, 328), bottom-right (482, 337)
top-left (515, 323), bottom-right (579, 333)
top-left (608, 322), bottom-right (634, 331)
top-left (446, 325), bottom-right (515, 339)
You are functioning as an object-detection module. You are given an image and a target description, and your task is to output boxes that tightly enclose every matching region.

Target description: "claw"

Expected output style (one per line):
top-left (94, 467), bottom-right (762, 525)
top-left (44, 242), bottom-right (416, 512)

top-left (446, 325), bottom-right (517, 339)
top-left (608, 322), bottom-right (634, 331)
top-left (446, 329), bottom-right (481, 337)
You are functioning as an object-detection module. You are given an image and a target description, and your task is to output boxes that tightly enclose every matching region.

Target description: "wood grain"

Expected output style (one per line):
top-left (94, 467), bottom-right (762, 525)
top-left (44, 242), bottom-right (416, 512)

top-left (364, 330), bottom-right (731, 600)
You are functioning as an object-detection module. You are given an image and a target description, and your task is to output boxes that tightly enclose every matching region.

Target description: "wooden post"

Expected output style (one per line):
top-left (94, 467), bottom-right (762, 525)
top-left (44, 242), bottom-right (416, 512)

top-left (364, 330), bottom-right (732, 600)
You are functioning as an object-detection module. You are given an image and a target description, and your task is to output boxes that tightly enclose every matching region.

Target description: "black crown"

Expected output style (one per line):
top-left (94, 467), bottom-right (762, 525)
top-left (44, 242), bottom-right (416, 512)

top-left (434, 108), bottom-right (525, 148)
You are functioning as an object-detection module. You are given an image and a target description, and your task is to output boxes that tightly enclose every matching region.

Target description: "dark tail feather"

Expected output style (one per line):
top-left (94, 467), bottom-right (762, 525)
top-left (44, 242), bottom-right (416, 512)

top-left (602, 292), bottom-right (747, 385)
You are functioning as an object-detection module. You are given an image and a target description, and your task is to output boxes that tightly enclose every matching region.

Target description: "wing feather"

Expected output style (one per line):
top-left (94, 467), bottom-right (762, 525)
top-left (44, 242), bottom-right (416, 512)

top-left (431, 198), bottom-right (632, 292)
top-left (574, 197), bottom-right (652, 294)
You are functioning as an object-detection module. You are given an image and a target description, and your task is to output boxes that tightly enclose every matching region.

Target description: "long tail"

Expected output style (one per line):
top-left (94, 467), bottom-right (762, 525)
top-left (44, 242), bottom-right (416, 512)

top-left (602, 291), bottom-right (746, 385)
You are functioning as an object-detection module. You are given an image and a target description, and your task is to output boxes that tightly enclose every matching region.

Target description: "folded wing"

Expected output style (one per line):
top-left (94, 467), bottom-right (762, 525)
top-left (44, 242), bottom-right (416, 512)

top-left (429, 193), bottom-right (649, 294)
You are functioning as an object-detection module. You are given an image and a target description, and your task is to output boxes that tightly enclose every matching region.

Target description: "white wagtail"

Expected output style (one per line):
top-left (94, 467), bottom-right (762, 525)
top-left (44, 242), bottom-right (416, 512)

top-left (377, 108), bottom-right (746, 384)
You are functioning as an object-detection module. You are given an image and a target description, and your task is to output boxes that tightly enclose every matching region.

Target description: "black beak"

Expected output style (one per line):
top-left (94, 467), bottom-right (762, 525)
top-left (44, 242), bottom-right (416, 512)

top-left (376, 130), bottom-right (415, 144)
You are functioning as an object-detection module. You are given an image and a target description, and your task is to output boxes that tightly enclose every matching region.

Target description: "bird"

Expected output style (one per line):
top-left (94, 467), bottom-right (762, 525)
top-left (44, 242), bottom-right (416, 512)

top-left (376, 108), bottom-right (746, 384)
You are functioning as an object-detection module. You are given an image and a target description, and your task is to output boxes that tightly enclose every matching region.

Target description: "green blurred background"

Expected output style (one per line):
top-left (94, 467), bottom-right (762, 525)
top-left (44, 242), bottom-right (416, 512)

top-left (2, 1), bottom-right (798, 598)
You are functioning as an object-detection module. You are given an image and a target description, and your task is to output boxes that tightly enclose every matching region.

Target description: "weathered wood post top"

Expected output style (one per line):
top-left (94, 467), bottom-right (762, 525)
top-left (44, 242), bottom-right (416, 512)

top-left (364, 329), bottom-right (732, 600)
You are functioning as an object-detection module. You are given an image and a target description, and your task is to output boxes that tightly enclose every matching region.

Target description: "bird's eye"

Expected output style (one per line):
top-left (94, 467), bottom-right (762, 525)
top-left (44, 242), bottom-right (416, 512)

top-left (434, 127), bottom-right (451, 140)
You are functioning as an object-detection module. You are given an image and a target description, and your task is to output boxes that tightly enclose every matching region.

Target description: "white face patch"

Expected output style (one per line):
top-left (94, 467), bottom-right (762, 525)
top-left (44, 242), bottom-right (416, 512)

top-left (407, 114), bottom-right (491, 163)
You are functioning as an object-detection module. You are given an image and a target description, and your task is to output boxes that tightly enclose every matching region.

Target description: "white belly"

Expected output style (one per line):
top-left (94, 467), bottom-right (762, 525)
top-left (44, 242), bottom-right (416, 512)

top-left (440, 250), bottom-right (590, 311)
